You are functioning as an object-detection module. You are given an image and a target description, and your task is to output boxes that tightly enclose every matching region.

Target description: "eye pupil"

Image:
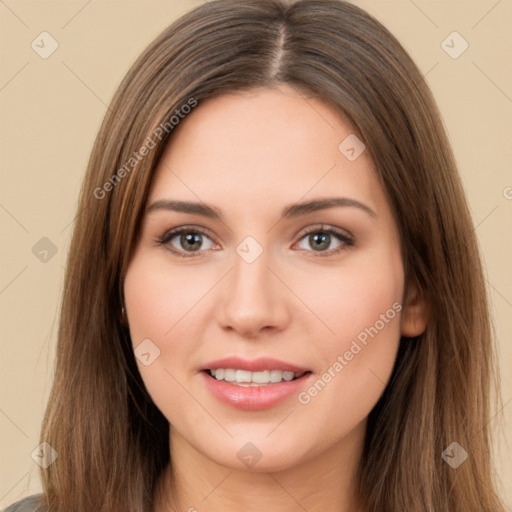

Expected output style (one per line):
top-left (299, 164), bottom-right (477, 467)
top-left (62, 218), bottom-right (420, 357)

top-left (181, 233), bottom-right (202, 251)
top-left (310, 232), bottom-right (330, 251)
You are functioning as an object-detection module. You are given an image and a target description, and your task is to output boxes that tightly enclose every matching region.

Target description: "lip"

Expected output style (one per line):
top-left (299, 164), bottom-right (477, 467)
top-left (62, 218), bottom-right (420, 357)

top-left (200, 370), bottom-right (313, 411)
top-left (200, 356), bottom-right (310, 373)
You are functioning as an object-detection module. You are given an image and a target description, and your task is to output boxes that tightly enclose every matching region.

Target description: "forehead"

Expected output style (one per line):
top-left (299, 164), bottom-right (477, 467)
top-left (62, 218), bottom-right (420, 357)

top-left (147, 85), bottom-right (383, 217)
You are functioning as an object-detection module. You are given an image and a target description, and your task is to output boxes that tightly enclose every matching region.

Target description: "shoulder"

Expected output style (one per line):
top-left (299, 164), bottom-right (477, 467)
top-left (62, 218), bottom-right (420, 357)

top-left (1, 494), bottom-right (46, 512)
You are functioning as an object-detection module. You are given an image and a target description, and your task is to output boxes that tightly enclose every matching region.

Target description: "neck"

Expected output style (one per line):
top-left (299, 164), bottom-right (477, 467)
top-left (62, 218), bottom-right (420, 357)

top-left (154, 421), bottom-right (366, 512)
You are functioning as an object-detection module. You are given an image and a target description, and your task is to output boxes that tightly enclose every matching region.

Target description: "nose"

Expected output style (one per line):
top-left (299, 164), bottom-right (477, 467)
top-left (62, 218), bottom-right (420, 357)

top-left (216, 246), bottom-right (291, 337)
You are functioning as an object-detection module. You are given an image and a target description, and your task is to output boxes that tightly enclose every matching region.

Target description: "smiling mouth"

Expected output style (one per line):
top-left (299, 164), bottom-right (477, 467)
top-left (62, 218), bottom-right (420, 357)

top-left (203, 369), bottom-right (312, 386)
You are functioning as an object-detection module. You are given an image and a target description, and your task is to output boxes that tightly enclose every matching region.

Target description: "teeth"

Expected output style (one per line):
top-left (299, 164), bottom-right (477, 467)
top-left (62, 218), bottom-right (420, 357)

top-left (209, 368), bottom-right (305, 386)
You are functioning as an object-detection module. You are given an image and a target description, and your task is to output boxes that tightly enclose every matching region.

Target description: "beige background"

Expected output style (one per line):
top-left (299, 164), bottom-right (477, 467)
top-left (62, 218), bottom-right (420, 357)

top-left (1, 0), bottom-right (511, 508)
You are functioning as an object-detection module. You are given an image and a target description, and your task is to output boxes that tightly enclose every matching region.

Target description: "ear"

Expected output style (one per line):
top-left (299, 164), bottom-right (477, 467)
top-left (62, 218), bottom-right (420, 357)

top-left (120, 305), bottom-right (129, 327)
top-left (400, 279), bottom-right (429, 337)
top-left (120, 294), bottom-right (129, 327)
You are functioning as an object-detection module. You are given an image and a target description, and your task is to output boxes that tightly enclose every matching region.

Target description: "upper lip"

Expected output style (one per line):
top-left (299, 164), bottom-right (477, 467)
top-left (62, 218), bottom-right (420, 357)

top-left (200, 356), bottom-right (310, 373)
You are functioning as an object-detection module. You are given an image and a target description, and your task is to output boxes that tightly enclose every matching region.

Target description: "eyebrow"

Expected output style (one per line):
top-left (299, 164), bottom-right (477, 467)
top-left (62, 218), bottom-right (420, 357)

top-left (146, 197), bottom-right (377, 219)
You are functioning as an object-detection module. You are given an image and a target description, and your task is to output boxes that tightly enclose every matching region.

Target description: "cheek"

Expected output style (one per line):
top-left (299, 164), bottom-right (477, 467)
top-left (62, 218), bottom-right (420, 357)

top-left (124, 273), bottom-right (170, 344)
top-left (124, 253), bottom-right (208, 344)
top-left (123, 255), bottom-right (207, 419)
top-left (294, 249), bottom-right (403, 427)
top-left (123, 254), bottom-right (198, 395)
top-left (292, 242), bottom-right (403, 345)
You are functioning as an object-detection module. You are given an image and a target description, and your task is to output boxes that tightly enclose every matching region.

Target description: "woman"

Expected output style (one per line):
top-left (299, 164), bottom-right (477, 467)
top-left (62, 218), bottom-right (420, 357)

top-left (3, 0), bottom-right (506, 511)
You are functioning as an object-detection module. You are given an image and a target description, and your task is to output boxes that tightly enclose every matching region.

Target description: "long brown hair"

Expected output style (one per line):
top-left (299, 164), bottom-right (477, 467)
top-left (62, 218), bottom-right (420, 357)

top-left (38, 1), bottom-right (505, 510)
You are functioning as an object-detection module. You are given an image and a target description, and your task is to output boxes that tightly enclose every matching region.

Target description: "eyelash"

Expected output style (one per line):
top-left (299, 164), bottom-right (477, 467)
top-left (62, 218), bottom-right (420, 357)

top-left (154, 224), bottom-right (355, 259)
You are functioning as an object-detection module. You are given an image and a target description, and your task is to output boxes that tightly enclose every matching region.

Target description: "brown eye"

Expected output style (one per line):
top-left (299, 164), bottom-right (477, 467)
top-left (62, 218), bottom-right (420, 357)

top-left (157, 227), bottom-right (216, 258)
top-left (306, 232), bottom-right (332, 251)
top-left (177, 232), bottom-right (204, 252)
top-left (295, 226), bottom-right (354, 256)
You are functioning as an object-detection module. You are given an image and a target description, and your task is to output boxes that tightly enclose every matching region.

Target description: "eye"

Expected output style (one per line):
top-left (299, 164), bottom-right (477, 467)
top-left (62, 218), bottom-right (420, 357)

top-left (294, 224), bottom-right (354, 256)
top-left (155, 224), bottom-right (355, 259)
top-left (156, 226), bottom-right (217, 258)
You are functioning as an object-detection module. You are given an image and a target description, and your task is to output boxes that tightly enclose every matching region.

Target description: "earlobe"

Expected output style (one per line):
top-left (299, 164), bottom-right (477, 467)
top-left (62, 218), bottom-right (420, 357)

top-left (400, 279), bottom-right (429, 337)
top-left (120, 303), bottom-right (129, 327)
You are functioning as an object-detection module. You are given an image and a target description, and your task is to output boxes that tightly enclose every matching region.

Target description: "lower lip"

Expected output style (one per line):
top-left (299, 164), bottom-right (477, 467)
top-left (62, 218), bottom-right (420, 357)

top-left (200, 371), bottom-right (312, 410)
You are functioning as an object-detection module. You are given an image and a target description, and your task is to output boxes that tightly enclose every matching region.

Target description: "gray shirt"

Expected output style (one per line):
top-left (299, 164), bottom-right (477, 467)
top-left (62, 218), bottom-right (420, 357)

top-left (1, 494), bottom-right (45, 512)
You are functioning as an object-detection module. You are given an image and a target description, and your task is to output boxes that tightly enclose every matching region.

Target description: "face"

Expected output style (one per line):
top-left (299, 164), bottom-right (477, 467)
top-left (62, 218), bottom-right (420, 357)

top-left (124, 84), bottom-right (420, 473)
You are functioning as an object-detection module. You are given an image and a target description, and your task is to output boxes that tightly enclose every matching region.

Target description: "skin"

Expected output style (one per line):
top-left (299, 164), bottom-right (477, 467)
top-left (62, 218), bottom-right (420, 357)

top-left (123, 84), bottom-right (428, 512)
